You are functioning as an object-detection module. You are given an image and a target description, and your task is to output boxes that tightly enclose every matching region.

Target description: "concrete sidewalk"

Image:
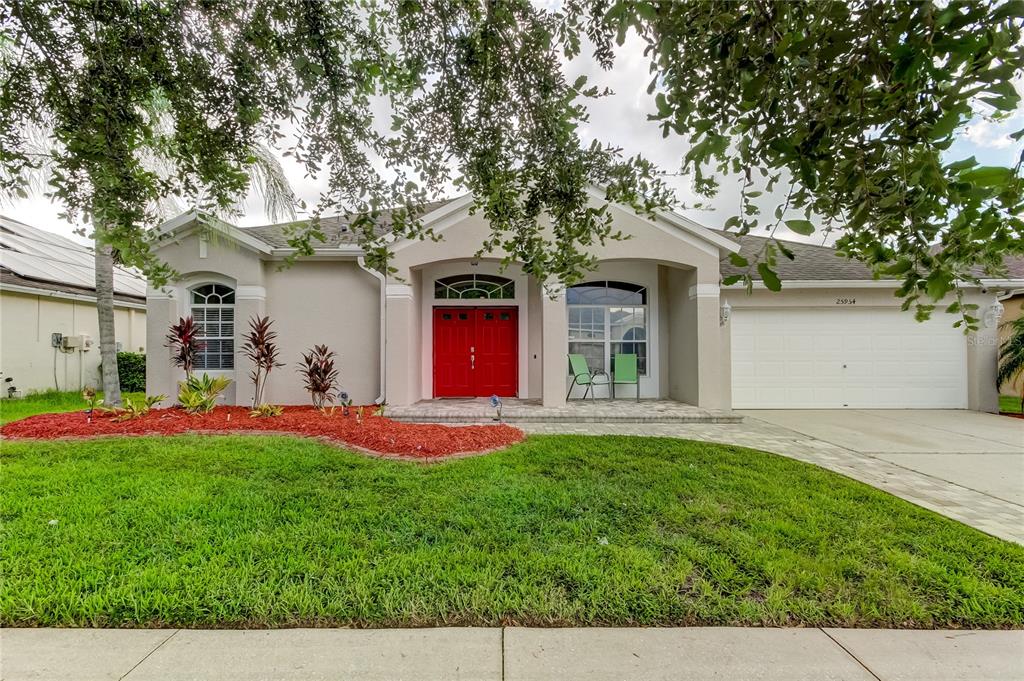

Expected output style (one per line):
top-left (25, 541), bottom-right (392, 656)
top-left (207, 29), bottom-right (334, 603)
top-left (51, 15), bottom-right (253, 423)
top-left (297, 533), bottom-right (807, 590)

top-left (2, 627), bottom-right (1022, 680)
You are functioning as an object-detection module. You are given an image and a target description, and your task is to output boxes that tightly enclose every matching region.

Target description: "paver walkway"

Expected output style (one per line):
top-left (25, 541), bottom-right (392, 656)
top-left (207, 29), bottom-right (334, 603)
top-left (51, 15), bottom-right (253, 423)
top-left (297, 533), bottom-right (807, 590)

top-left (520, 413), bottom-right (1024, 544)
top-left (2, 627), bottom-right (1021, 680)
top-left (389, 398), bottom-right (741, 423)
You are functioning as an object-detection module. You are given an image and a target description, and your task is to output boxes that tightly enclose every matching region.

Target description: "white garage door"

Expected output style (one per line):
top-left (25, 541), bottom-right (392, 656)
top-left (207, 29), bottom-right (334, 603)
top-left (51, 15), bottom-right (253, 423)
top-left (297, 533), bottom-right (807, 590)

top-left (731, 308), bottom-right (968, 409)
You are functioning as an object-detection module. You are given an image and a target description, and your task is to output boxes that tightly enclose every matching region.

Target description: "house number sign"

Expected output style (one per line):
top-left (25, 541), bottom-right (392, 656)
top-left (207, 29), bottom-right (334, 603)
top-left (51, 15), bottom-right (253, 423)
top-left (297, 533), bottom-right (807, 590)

top-left (835, 298), bottom-right (856, 305)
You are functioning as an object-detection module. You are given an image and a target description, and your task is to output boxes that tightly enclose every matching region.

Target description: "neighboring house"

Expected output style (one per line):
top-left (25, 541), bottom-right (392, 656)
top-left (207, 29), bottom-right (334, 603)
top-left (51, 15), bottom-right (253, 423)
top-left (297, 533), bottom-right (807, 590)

top-left (998, 281), bottom-right (1024, 401)
top-left (0, 216), bottom-right (147, 396)
top-left (146, 190), bottom-right (1020, 412)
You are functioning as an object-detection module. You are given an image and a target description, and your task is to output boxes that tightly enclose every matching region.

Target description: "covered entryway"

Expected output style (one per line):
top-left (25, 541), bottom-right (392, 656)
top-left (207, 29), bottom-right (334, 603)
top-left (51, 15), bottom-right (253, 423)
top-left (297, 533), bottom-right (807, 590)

top-left (433, 307), bottom-right (518, 397)
top-left (731, 308), bottom-right (968, 409)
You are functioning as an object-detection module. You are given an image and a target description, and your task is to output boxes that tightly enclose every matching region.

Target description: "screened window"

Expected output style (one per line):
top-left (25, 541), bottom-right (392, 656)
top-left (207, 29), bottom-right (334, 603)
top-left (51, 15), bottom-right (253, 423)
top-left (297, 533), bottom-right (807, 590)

top-left (435, 274), bottom-right (515, 299)
top-left (190, 284), bottom-right (235, 370)
top-left (568, 281), bottom-right (647, 375)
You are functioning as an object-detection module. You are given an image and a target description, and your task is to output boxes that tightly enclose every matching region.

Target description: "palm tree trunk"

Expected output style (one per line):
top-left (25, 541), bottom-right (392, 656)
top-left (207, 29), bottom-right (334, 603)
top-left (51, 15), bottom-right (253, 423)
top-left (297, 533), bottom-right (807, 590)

top-left (95, 238), bottom-right (122, 406)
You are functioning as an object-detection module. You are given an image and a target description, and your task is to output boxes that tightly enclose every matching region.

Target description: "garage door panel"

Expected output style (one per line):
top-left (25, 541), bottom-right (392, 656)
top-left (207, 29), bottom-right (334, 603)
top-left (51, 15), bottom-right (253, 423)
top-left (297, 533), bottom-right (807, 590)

top-left (731, 308), bottom-right (967, 409)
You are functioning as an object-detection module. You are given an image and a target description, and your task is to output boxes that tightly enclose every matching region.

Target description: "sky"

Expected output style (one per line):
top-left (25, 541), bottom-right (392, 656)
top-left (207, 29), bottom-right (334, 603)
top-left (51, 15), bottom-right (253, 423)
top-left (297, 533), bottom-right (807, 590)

top-left (4, 34), bottom-right (1022, 247)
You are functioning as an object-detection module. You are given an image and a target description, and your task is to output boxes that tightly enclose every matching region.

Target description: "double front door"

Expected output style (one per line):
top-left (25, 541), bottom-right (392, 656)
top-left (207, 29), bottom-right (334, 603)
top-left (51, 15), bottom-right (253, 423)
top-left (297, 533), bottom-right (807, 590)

top-left (433, 307), bottom-right (518, 397)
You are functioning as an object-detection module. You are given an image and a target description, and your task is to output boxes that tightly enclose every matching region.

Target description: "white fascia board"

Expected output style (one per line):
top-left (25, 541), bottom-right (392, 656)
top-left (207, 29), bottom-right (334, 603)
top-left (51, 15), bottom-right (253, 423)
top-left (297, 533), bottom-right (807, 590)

top-left (155, 211), bottom-right (272, 255)
top-left (582, 185), bottom-right (741, 255)
top-left (390, 194), bottom-right (475, 253)
top-left (727, 278), bottom-right (1024, 291)
top-left (154, 210), bottom-right (200, 237)
top-left (268, 246), bottom-right (364, 259)
top-left (724, 279), bottom-right (900, 290)
top-left (979, 278), bottom-right (1024, 288)
top-left (1, 283), bottom-right (147, 310)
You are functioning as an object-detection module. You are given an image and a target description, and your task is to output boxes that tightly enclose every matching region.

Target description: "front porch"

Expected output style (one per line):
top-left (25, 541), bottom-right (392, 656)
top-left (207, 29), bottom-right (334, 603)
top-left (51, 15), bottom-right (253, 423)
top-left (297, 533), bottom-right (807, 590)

top-left (387, 398), bottom-right (743, 424)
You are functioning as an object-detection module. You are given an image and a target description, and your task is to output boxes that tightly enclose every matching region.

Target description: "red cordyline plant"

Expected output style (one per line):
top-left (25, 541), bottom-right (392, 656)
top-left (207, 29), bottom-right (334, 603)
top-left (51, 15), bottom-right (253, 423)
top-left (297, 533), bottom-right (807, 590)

top-left (241, 315), bottom-right (283, 408)
top-left (166, 316), bottom-right (204, 377)
top-left (297, 344), bottom-right (339, 411)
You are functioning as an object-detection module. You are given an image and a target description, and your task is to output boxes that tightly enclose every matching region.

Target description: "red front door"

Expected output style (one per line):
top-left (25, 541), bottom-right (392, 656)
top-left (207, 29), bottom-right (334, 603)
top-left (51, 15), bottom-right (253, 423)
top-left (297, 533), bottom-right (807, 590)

top-left (433, 307), bottom-right (518, 397)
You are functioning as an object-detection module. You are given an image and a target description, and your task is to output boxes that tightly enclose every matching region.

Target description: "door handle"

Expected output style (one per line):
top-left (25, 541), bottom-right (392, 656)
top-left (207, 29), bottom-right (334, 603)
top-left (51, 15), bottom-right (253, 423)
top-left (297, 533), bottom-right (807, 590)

top-left (471, 354), bottom-right (475, 369)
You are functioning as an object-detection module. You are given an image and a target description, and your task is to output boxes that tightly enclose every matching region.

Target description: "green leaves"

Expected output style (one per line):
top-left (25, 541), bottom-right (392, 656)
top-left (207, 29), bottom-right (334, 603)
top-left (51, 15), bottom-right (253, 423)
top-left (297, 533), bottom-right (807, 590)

top-left (569, 0), bottom-right (1024, 326)
top-left (784, 219), bottom-right (814, 236)
top-left (757, 263), bottom-right (782, 291)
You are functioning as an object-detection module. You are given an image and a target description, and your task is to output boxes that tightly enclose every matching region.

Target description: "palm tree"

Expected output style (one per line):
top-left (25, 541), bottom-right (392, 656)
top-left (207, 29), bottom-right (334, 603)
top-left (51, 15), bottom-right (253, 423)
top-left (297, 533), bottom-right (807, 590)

top-left (998, 316), bottom-right (1024, 414)
top-left (5, 120), bottom-right (295, 405)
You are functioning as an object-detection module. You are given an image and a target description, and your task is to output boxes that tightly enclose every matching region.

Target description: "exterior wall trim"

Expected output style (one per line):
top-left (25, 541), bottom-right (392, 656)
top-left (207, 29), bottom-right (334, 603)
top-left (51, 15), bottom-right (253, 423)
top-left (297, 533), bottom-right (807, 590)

top-left (386, 283), bottom-right (414, 299)
top-left (235, 285), bottom-right (267, 300)
top-left (688, 283), bottom-right (720, 299)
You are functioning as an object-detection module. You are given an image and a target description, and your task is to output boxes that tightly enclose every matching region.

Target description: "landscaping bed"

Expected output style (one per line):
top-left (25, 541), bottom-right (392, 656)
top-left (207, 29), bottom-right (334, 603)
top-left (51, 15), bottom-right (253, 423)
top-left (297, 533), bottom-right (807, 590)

top-left (2, 434), bottom-right (1022, 629)
top-left (0, 405), bottom-right (523, 458)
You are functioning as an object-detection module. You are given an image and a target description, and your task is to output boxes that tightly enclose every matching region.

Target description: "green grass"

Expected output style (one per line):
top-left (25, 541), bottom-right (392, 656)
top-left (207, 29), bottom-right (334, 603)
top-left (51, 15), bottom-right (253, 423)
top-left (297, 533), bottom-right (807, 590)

top-left (999, 394), bottom-right (1023, 414)
top-left (2, 434), bottom-right (1022, 629)
top-left (0, 390), bottom-right (144, 425)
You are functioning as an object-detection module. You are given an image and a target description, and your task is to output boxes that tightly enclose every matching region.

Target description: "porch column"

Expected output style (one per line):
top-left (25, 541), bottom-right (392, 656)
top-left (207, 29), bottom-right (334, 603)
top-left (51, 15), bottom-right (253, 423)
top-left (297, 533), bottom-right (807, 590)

top-left (233, 285), bottom-right (266, 407)
top-left (385, 282), bottom-right (418, 406)
top-left (145, 286), bottom-right (181, 399)
top-left (541, 282), bottom-right (568, 407)
top-left (966, 295), bottom-right (1001, 413)
top-left (693, 283), bottom-right (728, 410)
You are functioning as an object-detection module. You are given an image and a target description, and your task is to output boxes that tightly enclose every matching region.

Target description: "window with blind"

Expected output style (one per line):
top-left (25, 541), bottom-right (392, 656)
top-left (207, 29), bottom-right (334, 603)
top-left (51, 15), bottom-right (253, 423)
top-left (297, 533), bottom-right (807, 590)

top-left (567, 281), bottom-right (648, 376)
top-left (190, 284), bottom-right (235, 370)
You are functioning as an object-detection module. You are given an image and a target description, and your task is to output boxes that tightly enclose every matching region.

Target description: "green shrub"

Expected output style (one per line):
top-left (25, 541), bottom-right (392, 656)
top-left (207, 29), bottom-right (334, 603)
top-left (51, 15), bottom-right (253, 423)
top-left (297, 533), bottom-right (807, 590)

top-left (117, 352), bottom-right (146, 393)
top-left (177, 373), bottom-right (231, 413)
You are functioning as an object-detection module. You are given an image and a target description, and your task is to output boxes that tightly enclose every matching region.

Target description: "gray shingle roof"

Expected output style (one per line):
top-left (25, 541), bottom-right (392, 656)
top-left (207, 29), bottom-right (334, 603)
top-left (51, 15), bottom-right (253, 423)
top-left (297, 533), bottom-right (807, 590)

top-left (238, 199), bottom-right (459, 248)
top-left (235, 203), bottom-right (1024, 284)
top-left (719, 232), bottom-right (880, 281)
top-left (720, 231), bottom-right (1024, 283)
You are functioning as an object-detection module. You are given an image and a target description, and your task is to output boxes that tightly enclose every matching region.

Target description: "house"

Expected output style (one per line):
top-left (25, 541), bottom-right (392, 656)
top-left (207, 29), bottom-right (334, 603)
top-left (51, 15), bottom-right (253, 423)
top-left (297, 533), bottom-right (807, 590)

top-left (997, 283), bottom-right (1024, 403)
top-left (145, 191), bottom-right (1019, 412)
top-left (0, 216), bottom-right (147, 396)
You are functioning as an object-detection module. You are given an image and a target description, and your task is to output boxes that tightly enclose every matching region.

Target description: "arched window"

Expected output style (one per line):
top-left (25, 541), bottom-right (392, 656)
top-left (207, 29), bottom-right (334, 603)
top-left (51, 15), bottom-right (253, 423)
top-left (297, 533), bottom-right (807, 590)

top-left (190, 284), bottom-right (235, 370)
top-left (434, 274), bottom-right (515, 300)
top-left (567, 281), bottom-right (647, 375)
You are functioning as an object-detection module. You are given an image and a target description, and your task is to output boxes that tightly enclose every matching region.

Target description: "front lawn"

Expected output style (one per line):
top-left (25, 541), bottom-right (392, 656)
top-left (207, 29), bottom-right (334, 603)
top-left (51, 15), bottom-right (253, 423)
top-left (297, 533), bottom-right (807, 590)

top-left (0, 390), bottom-right (143, 425)
top-left (2, 434), bottom-right (1022, 629)
top-left (1000, 394), bottom-right (1023, 414)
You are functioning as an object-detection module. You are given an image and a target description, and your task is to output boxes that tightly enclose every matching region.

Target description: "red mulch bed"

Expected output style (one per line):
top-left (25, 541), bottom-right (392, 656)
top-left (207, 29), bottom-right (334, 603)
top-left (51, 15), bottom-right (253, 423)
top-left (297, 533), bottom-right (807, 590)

top-left (1000, 411), bottom-right (1024, 420)
top-left (0, 406), bottom-right (525, 459)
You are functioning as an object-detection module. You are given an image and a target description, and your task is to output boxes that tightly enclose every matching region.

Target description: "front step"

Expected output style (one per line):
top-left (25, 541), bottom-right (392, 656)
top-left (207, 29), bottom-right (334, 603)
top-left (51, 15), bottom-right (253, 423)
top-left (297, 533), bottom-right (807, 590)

top-left (386, 400), bottom-right (744, 425)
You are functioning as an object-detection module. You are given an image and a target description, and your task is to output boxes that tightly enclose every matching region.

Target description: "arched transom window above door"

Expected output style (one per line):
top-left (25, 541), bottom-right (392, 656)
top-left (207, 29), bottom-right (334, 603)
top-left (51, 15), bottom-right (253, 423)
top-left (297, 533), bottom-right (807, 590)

top-left (567, 281), bottom-right (648, 376)
top-left (434, 274), bottom-right (515, 300)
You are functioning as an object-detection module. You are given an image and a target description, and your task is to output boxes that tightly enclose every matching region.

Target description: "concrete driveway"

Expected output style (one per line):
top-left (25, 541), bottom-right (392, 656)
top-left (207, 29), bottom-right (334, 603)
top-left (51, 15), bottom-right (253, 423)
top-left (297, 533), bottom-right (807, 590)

top-left (741, 410), bottom-right (1024, 506)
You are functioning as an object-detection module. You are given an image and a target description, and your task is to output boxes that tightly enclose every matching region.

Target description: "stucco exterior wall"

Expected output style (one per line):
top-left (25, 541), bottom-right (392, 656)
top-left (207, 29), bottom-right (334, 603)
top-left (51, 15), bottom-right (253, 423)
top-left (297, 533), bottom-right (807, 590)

top-left (2, 289), bottom-right (145, 395)
top-left (263, 260), bottom-right (381, 406)
top-left (147, 230), bottom-right (382, 407)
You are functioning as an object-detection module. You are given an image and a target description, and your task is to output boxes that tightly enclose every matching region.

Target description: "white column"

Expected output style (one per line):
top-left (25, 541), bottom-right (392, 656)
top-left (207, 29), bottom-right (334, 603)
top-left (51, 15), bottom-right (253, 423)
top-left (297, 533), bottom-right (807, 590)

top-left (145, 287), bottom-right (181, 399)
top-left (541, 282), bottom-right (568, 407)
top-left (234, 285), bottom-right (266, 407)
top-left (385, 282), bottom-right (418, 406)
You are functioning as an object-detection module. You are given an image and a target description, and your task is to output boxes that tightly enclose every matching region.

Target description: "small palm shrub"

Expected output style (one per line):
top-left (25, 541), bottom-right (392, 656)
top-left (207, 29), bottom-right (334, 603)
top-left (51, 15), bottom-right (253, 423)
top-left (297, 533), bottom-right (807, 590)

top-left (166, 316), bottom-right (203, 377)
top-left (241, 315), bottom-right (283, 409)
top-left (998, 316), bottom-right (1024, 413)
top-left (113, 394), bottom-right (167, 422)
top-left (297, 344), bottom-right (339, 411)
top-left (250, 403), bottom-right (284, 418)
top-left (178, 374), bottom-right (231, 414)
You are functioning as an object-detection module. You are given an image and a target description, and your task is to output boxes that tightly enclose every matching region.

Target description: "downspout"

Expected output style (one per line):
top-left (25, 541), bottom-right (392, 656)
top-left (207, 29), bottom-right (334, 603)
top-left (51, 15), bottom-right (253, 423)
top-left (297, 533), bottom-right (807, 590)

top-left (357, 256), bottom-right (386, 405)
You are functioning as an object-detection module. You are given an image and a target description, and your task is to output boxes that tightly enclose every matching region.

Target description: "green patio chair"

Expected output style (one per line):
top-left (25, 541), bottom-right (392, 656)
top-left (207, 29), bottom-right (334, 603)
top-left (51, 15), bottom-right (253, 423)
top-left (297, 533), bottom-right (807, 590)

top-left (612, 353), bottom-right (640, 402)
top-left (567, 353), bottom-right (609, 400)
